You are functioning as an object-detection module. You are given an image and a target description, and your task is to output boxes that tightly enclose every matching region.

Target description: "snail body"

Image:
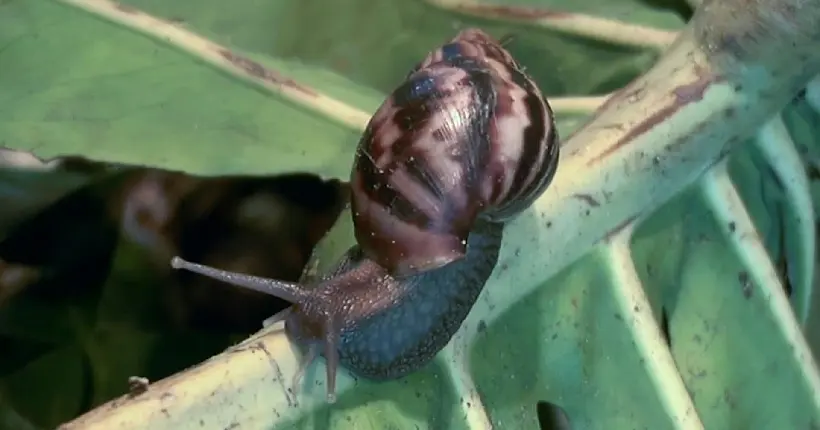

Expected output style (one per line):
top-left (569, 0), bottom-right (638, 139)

top-left (171, 28), bottom-right (559, 404)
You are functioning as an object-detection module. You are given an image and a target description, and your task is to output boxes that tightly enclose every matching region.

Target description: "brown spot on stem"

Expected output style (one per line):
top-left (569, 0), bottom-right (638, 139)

top-left (738, 271), bottom-right (753, 299)
top-left (621, 84), bottom-right (647, 104)
top-left (587, 73), bottom-right (722, 166)
top-left (572, 193), bottom-right (600, 207)
top-left (594, 91), bottom-right (623, 114)
top-left (587, 103), bottom-right (678, 165)
top-left (672, 73), bottom-right (716, 103)
top-left (603, 214), bottom-right (639, 242)
top-left (219, 50), bottom-right (318, 97)
top-left (580, 80), bottom-right (643, 137)
top-left (454, 4), bottom-right (570, 20)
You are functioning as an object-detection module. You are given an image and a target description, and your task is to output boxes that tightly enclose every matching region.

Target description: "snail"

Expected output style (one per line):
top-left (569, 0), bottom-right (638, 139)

top-left (170, 28), bottom-right (560, 404)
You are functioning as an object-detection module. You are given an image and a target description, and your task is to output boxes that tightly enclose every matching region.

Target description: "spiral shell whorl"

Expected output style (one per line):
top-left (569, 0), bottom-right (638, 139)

top-left (350, 29), bottom-right (559, 277)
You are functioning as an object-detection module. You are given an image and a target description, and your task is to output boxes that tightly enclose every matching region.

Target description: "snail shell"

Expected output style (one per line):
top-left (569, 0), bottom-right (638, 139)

top-left (350, 28), bottom-right (559, 277)
top-left (170, 28), bottom-right (560, 404)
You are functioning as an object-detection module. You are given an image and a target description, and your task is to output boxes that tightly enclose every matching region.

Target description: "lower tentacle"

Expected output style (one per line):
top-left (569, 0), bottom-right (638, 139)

top-left (291, 343), bottom-right (319, 399)
top-left (324, 314), bottom-right (341, 404)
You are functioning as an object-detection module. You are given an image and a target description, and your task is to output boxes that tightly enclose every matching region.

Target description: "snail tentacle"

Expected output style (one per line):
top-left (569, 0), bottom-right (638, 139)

top-left (170, 257), bottom-right (311, 304)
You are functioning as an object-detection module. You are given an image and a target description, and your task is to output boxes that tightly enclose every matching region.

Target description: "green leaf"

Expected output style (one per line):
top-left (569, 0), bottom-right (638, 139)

top-left (0, 0), bottom-right (368, 178)
top-left (0, 0), bottom-right (670, 176)
top-left (122, 0), bottom-right (669, 94)
top-left (12, 0), bottom-right (820, 429)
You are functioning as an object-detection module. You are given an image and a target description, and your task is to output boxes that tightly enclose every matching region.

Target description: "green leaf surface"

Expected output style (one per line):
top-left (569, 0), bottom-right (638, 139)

top-left (0, 0), bottom-right (669, 177)
top-left (1, 0), bottom-right (364, 178)
top-left (123, 0), bottom-right (667, 95)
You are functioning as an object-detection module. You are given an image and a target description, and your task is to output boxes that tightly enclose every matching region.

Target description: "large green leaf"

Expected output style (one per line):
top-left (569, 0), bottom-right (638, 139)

top-left (4, 0), bottom-right (820, 429)
top-left (123, 0), bottom-right (671, 95)
top-left (1, 0), bottom-right (362, 178)
top-left (0, 0), bottom-right (661, 177)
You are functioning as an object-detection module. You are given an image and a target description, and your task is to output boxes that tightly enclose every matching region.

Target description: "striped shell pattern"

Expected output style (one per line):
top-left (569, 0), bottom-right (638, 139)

top-left (350, 28), bottom-right (560, 277)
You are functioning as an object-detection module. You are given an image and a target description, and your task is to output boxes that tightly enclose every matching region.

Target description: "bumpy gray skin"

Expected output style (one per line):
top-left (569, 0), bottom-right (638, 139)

top-left (292, 218), bottom-right (503, 380)
top-left (169, 219), bottom-right (504, 401)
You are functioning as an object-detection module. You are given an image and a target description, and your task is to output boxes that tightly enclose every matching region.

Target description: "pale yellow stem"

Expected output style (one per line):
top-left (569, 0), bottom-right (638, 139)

top-left (425, 0), bottom-right (679, 51)
top-left (548, 94), bottom-right (611, 114)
